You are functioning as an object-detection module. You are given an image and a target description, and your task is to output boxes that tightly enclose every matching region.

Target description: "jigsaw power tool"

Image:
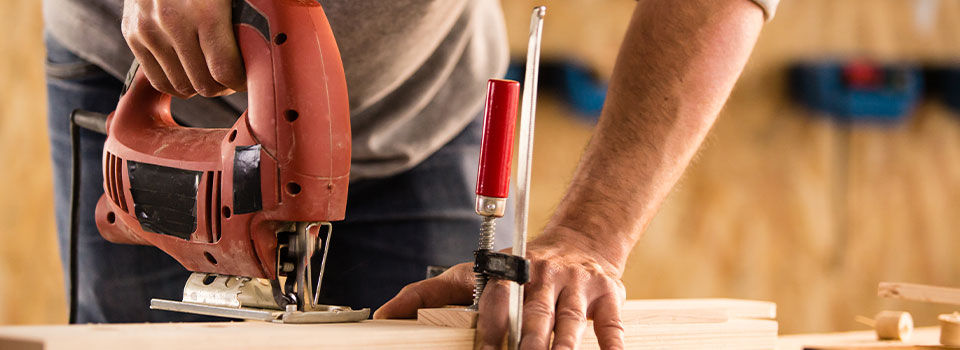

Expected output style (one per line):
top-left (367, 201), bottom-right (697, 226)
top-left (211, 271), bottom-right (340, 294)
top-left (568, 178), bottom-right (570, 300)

top-left (86, 0), bottom-right (367, 323)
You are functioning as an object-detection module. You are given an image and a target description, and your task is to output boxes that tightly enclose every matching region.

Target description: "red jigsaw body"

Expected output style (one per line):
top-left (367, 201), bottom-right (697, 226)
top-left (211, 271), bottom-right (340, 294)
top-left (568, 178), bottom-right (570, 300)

top-left (94, 0), bottom-right (350, 280)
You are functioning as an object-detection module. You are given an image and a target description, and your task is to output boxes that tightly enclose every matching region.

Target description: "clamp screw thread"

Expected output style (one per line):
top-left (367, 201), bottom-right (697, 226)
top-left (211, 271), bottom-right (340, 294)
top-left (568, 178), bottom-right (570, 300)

top-left (471, 216), bottom-right (497, 309)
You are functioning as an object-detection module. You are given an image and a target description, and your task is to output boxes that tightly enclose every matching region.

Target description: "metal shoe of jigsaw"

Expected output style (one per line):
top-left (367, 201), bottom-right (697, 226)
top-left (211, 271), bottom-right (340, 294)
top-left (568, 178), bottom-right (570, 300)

top-left (90, 0), bottom-right (367, 323)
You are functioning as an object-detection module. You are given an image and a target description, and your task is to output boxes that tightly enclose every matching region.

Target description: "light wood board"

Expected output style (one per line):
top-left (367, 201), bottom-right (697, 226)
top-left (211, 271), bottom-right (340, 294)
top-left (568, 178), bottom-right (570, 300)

top-left (622, 298), bottom-right (777, 320)
top-left (418, 307), bottom-right (479, 328)
top-left (0, 299), bottom-right (778, 349)
top-left (879, 283), bottom-right (960, 307)
top-left (777, 327), bottom-right (943, 350)
top-left (418, 298), bottom-right (775, 328)
top-left (0, 319), bottom-right (777, 350)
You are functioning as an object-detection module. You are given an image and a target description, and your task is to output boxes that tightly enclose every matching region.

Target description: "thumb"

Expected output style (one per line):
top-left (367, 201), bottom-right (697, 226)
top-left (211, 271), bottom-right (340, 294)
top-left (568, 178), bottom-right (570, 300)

top-left (373, 263), bottom-right (475, 319)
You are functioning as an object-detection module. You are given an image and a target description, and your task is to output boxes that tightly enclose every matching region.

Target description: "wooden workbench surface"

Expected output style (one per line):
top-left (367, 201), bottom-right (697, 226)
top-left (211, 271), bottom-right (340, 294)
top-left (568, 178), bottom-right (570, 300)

top-left (0, 318), bottom-right (780, 350)
top-left (0, 299), bottom-right (778, 349)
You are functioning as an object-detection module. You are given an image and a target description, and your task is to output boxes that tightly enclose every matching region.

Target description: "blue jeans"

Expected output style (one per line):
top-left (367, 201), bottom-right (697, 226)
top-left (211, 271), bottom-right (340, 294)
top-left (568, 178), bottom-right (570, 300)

top-left (45, 35), bottom-right (512, 322)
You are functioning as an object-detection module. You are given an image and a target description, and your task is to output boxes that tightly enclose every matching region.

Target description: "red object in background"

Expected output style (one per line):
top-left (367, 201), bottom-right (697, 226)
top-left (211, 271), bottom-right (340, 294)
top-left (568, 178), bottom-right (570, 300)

top-left (844, 60), bottom-right (884, 89)
top-left (476, 79), bottom-right (520, 199)
top-left (93, 0), bottom-right (350, 280)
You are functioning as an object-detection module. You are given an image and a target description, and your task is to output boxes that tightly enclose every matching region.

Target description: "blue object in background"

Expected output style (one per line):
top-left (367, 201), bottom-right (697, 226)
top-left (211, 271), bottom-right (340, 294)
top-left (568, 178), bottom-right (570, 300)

top-left (556, 62), bottom-right (608, 119)
top-left (504, 62), bottom-right (524, 84)
top-left (505, 60), bottom-right (609, 123)
top-left (789, 60), bottom-right (923, 123)
top-left (927, 66), bottom-right (960, 114)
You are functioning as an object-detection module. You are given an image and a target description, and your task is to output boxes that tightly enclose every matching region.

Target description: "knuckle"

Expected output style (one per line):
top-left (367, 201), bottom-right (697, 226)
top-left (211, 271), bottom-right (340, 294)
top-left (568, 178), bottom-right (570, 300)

top-left (398, 282), bottom-right (421, 295)
top-left (195, 85), bottom-right (221, 97)
top-left (605, 281), bottom-right (628, 301)
top-left (148, 80), bottom-right (164, 91)
top-left (523, 299), bottom-right (554, 318)
top-left (173, 82), bottom-right (193, 95)
top-left (120, 18), bottom-right (134, 38)
top-left (208, 63), bottom-right (238, 85)
top-left (193, 75), bottom-right (226, 96)
top-left (173, 83), bottom-right (194, 94)
top-left (534, 260), bottom-right (563, 280)
top-left (134, 15), bottom-right (157, 34)
top-left (155, 5), bottom-right (182, 27)
top-left (597, 278), bottom-right (618, 292)
top-left (595, 317), bottom-right (625, 332)
top-left (571, 268), bottom-right (593, 283)
top-left (151, 81), bottom-right (175, 95)
top-left (556, 306), bottom-right (587, 323)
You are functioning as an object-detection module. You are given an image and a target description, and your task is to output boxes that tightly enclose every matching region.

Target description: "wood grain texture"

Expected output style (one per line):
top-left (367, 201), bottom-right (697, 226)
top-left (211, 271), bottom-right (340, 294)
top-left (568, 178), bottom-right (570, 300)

top-left (802, 346), bottom-right (949, 350)
top-left (622, 298), bottom-right (777, 320)
top-left (418, 307), bottom-right (478, 328)
top-left (879, 283), bottom-right (960, 306)
top-left (777, 327), bottom-right (943, 350)
top-left (0, 318), bottom-right (777, 350)
top-left (417, 299), bottom-right (773, 329)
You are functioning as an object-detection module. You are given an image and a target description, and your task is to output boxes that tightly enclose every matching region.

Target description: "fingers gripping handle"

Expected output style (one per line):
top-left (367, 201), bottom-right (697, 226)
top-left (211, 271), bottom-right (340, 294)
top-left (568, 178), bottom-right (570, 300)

top-left (475, 79), bottom-right (521, 200)
top-left (113, 0), bottom-right (350, 177)
top-left (117, 0), bottom-right (270, 129)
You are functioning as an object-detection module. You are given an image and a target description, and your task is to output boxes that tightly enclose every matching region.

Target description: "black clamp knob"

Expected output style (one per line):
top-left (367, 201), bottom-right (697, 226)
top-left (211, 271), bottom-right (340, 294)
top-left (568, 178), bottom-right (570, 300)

top-left (474, 250), bottom-right (530, 285)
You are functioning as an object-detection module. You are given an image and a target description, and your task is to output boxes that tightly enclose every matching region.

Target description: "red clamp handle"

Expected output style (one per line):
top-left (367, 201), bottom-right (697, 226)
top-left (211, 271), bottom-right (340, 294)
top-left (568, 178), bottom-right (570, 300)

top-left (476, 79), bottom-right (520, 199)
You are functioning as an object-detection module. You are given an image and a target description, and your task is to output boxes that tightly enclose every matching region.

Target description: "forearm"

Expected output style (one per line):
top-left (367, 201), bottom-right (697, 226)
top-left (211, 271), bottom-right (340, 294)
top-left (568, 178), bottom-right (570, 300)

top-left (544, 0), bottom-right (765, 270)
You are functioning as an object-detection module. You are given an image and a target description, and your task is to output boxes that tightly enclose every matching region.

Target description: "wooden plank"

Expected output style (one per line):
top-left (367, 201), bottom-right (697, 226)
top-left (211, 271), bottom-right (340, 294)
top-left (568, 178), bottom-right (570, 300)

top-left (418, 307), bottom-right (478, 328)
top-left (777, 327), bottom-right (944, 350)
top-left (879, 283), bottom-right (960, 306)
top-left (417, 306), bottom-right (729, 329)
top-left (621, 298), bottom-right (776, 320)
top-left (0, 319), bottom-right (777, 350)
top-left (803, 346), bottom-right (950, 350)
top-left (0, 299), bottom-right (778, 350)
top-left (416, 298), bottom-right (770, 328)
top-left (582, 318), bottom-right (777, 350)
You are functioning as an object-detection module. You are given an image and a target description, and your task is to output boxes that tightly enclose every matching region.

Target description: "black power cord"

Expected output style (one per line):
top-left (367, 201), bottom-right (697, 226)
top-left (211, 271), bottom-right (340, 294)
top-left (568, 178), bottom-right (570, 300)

top-left (68, 110), bottom-right (108, 324)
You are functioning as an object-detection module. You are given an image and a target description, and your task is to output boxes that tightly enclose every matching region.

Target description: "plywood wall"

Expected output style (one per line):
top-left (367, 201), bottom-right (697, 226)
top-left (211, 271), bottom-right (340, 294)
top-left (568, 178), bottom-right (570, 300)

top-left (3, 0), bottom-right (960, 335)
top-left (0, 1), bottom-right (66, 324)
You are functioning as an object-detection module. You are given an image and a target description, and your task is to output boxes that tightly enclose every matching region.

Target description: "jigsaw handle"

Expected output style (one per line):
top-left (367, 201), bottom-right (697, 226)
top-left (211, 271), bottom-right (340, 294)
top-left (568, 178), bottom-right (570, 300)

top-left (97, 0), bottom-right (350, 279)
top-left (475, 79), bottom-right (520, 201)
top-left (114, 0), bottom-right (350, 165)
top-left (109, 0), bottom-right (350, 211)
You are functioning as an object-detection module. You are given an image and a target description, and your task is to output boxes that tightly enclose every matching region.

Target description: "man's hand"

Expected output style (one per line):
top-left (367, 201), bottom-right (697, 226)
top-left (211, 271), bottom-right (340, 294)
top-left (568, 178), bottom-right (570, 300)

top-left (121, 0), bottom-right (245, 98)
top-left (374, 226), bottom-right (627, 350)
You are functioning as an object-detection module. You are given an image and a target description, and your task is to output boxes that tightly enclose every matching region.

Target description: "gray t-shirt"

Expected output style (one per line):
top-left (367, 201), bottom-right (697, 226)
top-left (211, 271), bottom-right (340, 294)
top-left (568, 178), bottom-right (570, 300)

top-left (44, 0), bottom-right (778, 179)
top-left (43, 0), bottom-right (510, 179)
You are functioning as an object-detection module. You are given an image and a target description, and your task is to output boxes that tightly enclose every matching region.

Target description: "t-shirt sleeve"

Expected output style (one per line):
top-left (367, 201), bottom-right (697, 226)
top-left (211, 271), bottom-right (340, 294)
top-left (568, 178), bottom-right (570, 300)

top-left (750, 0), bottom-right (780, 22)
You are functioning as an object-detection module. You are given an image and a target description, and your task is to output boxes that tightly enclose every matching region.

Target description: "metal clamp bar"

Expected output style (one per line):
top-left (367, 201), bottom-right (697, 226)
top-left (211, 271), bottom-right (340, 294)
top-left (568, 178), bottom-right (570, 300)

top-left (509, 6), bottom-right (545, 350)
